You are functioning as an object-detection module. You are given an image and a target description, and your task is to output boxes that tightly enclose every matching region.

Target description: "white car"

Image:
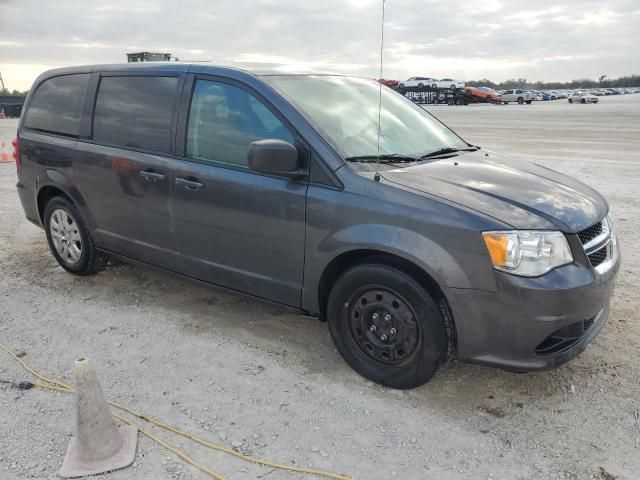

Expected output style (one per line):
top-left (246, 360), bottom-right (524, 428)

top-left (432, 78), bottom-right (466, 89)
top-left (399, 77), bottom-right (465, 90)
top-left (398, 77), bottom-right (437, 89)
top-left (568, 91), bottom-right (599, 104)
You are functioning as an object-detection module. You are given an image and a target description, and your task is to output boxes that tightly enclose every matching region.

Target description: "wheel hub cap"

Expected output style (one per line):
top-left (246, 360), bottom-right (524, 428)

top-left (347, 288), bottom-right (420, 366)
top-left (50, 209), bottom-right (82, 265)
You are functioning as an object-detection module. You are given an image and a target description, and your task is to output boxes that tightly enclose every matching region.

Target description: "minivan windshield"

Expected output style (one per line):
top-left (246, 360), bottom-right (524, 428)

top-left (262, 75), bottom-right (470, 171)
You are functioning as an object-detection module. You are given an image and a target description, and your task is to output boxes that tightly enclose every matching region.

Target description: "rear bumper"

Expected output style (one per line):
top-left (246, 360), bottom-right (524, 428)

top-left (446, 254), bottom-right (619, 372)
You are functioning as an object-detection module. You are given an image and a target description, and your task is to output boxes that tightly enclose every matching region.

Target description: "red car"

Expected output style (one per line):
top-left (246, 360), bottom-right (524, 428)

top-left (378, 78), bottom-right (400, 88)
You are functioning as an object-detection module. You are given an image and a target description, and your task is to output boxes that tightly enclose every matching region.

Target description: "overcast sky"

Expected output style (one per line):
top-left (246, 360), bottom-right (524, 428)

top-left (1, 0), bottom-right (638, 91)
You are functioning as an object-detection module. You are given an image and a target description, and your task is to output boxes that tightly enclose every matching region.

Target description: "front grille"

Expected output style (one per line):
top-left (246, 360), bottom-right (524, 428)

top-left (588, 246), bottom-right (608, 268)
top-left (577, 219), bottom-right (615, 272)
top-left (577, 222), bottom-right (602, 244)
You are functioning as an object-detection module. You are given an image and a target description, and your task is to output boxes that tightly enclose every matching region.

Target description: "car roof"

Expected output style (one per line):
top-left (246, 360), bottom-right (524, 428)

top-left (33, 62), bottom-right (355, 85)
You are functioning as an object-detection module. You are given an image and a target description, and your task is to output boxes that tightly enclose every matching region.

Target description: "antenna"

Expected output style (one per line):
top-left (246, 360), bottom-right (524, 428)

top-left (374, 0), bottom-right (386, 183)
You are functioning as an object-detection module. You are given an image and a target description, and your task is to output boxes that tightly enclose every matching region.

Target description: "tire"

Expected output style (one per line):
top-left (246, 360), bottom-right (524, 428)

top-left (450, 84), bottom-right (456, 90)
top-left (569, 98), bottom-right (573, 103)
top-left (417, 83), bottom-right (424, 88)
top-left (398, 83), bottom-right (405, 89)
top-left (431, 83), bottom-right (437, 89)
top-left (581, 99), bottom-right (586, 104)
top-left (326, 262), bottom-right (448, 389)
top-left (517, 97), bottom-right (524, 105)
top-left (552, 96), bottom-right (556, 100)
top-left (44, 196), bottom-right (108, 275)
top-left (526, 100), bottom-right (532, 104)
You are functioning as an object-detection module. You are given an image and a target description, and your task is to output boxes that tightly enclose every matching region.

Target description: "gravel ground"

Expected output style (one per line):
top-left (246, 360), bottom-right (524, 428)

top-left (1, 94), bottom-right (639, 480)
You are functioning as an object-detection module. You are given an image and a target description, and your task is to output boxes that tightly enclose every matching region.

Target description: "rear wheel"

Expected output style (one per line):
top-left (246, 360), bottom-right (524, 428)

top-left (327, 262), bottom-right (448, 389)
top-left (581, 98), bottom-right (586, 104)
top-left (526, 100), bottom-right (532, 104)
top-left (569, 98), bottom-right (573, 103)
top-left (44, 196), bottom-right (108, 275)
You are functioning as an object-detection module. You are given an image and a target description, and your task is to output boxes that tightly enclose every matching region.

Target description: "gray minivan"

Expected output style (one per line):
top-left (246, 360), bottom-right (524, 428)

top-left (15, 63), bottom-right (619, 389)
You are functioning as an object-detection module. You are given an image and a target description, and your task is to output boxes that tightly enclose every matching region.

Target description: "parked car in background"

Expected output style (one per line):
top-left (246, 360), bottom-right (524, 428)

top-left (501, 89), bottom-right (536, 104)
top-left (464, 86), bottom-right (502, 102)
top-left (568, 91), bottom-right (599, 103)
top-left (378, 78), bottom-right (400, 88)
top-left (433, 78), bottom-right (465, 89)
top-left (398, 77), bottom-right (437, 89)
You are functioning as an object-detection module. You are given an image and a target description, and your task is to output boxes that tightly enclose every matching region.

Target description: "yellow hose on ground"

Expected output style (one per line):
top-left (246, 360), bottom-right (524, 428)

top-left (0, 342), bottom-right (351, 480)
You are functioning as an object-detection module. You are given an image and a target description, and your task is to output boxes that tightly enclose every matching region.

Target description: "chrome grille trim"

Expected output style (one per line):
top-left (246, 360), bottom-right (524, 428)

top-left (577, 216), bottom-right (618, 274)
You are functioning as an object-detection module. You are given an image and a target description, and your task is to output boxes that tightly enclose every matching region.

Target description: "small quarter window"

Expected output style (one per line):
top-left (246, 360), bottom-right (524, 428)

top-left (24, 74), bottom-right (89, 137)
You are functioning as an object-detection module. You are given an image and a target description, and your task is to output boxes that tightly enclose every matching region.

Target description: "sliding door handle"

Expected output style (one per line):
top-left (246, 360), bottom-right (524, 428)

top-left (139, 170), bottom-right (166, 182)
top-left (176, 177), bottom-right (205, 191)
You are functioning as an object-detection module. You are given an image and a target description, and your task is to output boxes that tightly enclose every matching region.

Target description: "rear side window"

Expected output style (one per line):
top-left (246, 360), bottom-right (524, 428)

top-left (23, 74), bottom-right (89, 137)
top-left (93, 76), bottom-right (179, 154)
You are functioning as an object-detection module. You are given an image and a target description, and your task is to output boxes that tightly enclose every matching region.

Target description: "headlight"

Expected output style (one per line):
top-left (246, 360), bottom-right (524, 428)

top-left (482, 230), bottom-right (573, 277)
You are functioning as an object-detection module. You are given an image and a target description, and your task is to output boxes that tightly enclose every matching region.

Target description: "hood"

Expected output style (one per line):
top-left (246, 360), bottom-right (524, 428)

top-left (381, 150), bottom-right (607, 232)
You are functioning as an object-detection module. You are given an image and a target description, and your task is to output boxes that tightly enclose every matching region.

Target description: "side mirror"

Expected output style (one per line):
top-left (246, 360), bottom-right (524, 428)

top-left (248, 139), bottom-right (300, 177)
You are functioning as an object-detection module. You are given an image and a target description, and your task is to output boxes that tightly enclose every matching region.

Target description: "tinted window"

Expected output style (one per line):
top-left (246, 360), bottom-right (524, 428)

top-left (93, 76), bottom-right (179, 153)
top-left (24, 74), bottom-right (89, 136)
top-left (186, 80), bottom-right (294, 167)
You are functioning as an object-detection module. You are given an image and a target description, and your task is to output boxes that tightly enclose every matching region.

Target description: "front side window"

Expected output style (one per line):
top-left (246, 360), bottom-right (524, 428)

top-left (186, 79), bottom-right (294, 167)
top-left (263, 75), bottom-right (468, 170)
top-left (93, 76), bottom-right (179, 154)
top-left (24, 74), bottom-right (89, 137)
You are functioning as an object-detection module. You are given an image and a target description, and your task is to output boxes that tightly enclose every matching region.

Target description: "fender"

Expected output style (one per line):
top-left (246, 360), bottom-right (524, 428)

top-left (302, 223), bottom-right (492, 314)
top-left (35, 168), bottom-right (97, 232)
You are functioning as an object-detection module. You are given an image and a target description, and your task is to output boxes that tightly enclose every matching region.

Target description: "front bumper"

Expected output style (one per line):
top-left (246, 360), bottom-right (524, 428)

top-left (446, 250), bottom-right (619, 372)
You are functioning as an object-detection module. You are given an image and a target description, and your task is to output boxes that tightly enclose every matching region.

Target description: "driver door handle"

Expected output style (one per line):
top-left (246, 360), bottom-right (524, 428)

top-left (176, 177), bottom-right (205, 191)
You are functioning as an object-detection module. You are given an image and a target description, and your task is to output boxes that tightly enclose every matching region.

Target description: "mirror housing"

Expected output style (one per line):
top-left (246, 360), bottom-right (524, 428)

top-left (248, 139), bottom-right (300, 177)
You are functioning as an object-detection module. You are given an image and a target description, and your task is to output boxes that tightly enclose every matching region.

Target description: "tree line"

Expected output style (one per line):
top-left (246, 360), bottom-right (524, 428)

top-left (465, 74), bottom-right (640, 90)
top-left (0, 88), bottom-right (29, 96)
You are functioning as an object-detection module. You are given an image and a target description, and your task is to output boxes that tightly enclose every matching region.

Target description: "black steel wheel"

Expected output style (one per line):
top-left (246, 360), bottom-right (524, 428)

top-left (327, 262), bottom-right (449, 389)
top-left (346, 287), bottom-right (421, 367)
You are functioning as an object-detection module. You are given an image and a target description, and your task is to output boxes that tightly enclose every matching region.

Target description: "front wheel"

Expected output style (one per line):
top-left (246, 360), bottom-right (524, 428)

top-left (517, 97), bottom-right (524, 104)
top-left (327, 262), bottom-right (448, 389)
top-left (581, 99), bottom-right (586, 104)
top-left (44, 196), bottom-right (108, 275)
top-left (526, 100), bottom-right (532, 104)
top-left (569, 98), bottom-right (573, 103)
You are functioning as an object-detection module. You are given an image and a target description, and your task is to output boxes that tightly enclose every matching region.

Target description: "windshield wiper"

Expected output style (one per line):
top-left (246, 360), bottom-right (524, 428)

top-left (418, 146), bottom-right (480, 160)
top-left (345, 154), bottom-right (418, 164)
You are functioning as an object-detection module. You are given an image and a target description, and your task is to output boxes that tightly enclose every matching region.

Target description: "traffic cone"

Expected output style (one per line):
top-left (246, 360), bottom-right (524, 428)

top-left (59, 357), bottom-right (138, 478)
top-left (1, 142), bottom-right (12, 163)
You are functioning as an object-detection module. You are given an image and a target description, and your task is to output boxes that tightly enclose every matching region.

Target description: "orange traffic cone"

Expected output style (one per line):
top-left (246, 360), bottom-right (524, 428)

top-left (1, 142), bottom-right (12, 163)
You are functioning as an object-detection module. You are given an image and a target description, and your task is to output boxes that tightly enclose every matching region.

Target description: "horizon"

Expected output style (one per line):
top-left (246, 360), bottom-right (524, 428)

top-left (1, 0), bottom-right (639, 91)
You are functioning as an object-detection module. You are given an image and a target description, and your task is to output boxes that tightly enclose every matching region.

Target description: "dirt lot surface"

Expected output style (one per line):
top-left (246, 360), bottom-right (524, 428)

top-left (1, 95), bottom-right (639, 480)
